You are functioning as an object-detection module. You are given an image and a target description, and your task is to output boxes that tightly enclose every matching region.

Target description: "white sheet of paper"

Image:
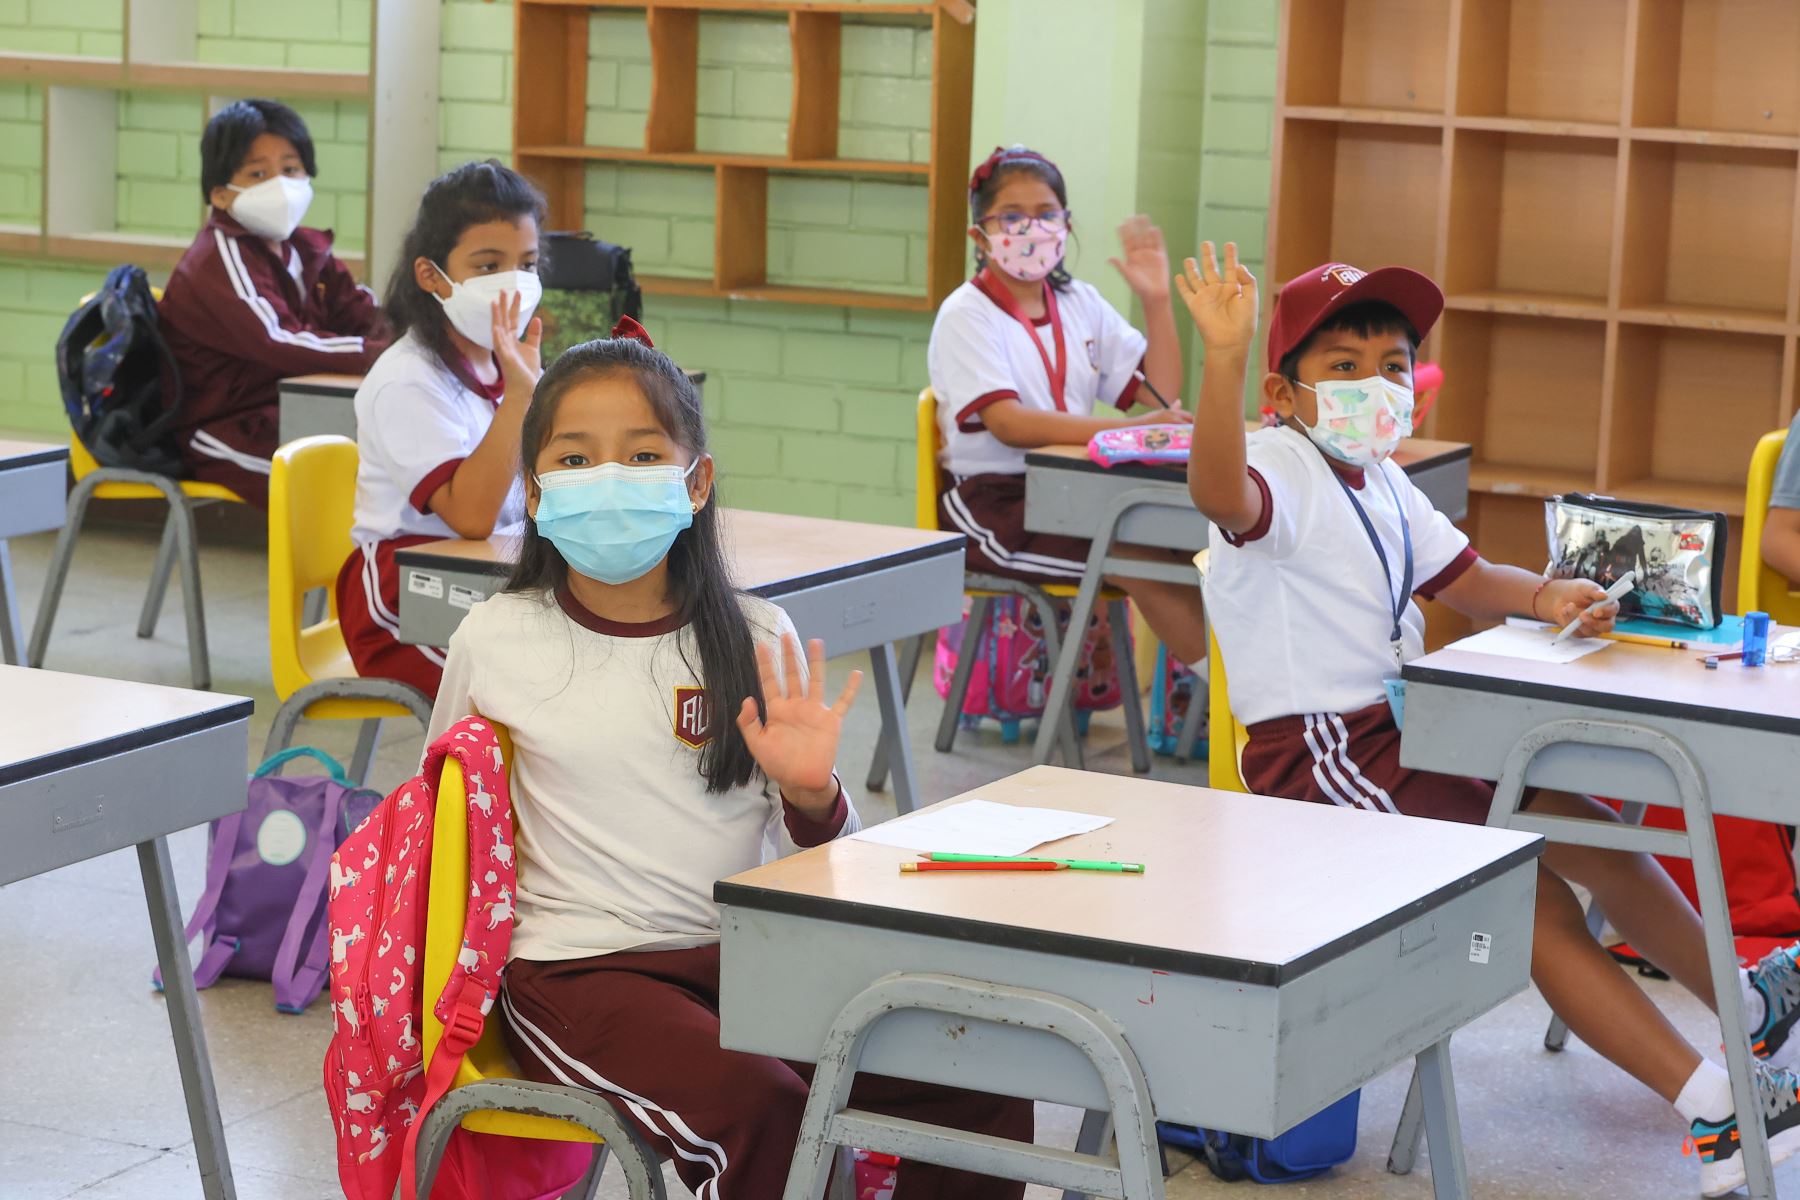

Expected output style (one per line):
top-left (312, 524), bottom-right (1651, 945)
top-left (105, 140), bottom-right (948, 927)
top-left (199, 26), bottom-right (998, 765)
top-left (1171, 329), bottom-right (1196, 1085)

top-left (1446, 623), bottom-right (1613, 665)
top-left (847, 799), bottom-right (1113, 856)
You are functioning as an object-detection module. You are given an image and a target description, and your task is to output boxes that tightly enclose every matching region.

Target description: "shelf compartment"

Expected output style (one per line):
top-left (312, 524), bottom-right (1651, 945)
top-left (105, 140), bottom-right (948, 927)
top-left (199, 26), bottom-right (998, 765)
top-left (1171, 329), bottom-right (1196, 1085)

top-left (1281, 0), bottom-right (1448, 114)
top-left (1619, 141), bottom-right (1797, 322)
top-left (1453, 0), bottom-right (1626, 124)
top-left (1434, 312), bottom-right (1606, 485)
top-left (1443, 291), bottom-right (1608, 321)
top-left (1271, 119), bottom-right (1442, 280)
top-left (1280, 105), bottom-right (1444, 128)
top-left (0, 53), bottom-right (125, 87)
top-left (1443, 130), bottom-right (1616, 306)
top-left (1605, 325), bottom-right (1783, 505)
top-left (526, 0), bottom-right (943, 13)
top-left (0, 222), bottom-right (40, 253)
top-left (124, 63), bottom-right (369, 98)
top-left (1632, 0), bottom-right (1800, 138)
top-left (1466, 491), bottom-right (1562, 572)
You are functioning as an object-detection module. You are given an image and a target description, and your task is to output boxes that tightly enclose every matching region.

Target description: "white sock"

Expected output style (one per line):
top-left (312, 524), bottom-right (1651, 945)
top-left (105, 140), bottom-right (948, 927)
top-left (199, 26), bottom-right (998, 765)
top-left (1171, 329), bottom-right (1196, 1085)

top-left (1675, 1059), bottom-right (1736, 1125)
top-left (1743, 966), bottom-right (1768, 1030)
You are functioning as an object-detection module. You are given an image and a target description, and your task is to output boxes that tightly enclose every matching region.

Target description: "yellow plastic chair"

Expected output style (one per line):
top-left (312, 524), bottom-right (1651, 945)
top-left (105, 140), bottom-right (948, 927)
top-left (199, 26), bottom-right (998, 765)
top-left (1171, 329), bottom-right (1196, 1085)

top-left (28, 287), bottom-right (246, 690)
top-left (261, 436), bottom-right (433, 782)
top-left (1739, 429), bottom-right (1800, 626)
top-left (1205, 623), bottom-right (1250, 793)
top-left (410, 723), bottom-right (668, 1199)
top-left (866, 390), bottom-right (1151, 790)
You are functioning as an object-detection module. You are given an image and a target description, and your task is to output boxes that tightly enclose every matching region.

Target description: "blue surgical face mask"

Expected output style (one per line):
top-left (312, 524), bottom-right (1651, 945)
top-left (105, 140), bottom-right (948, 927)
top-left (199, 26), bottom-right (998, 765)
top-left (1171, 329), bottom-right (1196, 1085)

top-left (533, 459), bottom-right (701, 585)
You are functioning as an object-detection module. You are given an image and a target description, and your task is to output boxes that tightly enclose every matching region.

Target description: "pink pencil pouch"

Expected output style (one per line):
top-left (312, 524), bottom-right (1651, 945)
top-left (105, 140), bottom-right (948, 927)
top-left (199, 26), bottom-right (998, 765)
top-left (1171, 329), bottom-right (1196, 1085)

top-left (1087, 424), bottom-right (1192, 467)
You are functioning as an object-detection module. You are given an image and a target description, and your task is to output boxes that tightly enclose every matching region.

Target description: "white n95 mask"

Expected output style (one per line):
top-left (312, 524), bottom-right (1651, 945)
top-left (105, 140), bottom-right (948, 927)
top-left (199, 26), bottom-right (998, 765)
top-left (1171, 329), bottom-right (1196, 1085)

top-left (433, 265), bottom-right (542, 352)
top-left (228, 175), bottom-right (313, 242)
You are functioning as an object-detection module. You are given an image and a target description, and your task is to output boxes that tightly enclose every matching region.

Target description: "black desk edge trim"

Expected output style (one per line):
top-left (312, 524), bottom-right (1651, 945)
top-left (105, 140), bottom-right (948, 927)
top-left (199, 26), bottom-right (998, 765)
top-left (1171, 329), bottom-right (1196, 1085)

top-left (0, 447), bottom-right (71, 471)
top-left (1023, 443), bottom-right (1471, 483)
top-left (714, 840), bottom-right (1540, 986)
top-left (1403, 665), bottom-right (1800, 738)
top-left (0, 697), bottom-right (254, 788)
top-left (395, 536), bottom-right (967, 598)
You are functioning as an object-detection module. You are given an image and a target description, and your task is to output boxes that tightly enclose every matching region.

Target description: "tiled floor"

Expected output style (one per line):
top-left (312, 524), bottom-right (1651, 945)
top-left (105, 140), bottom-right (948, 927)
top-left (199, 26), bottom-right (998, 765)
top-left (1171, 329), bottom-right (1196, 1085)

top-left (2, 518), bottom-right (1794, 1198)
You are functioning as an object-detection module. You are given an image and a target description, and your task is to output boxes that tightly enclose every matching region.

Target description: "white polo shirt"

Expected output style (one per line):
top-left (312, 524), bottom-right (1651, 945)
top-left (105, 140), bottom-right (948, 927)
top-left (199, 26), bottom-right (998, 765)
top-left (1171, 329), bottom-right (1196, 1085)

top-left (351, 331), bottom-right (527, 546)
top-left (928, 273), bottom-right (1147, 477)
top-left (1205, 426), bottom-right (1477, 727)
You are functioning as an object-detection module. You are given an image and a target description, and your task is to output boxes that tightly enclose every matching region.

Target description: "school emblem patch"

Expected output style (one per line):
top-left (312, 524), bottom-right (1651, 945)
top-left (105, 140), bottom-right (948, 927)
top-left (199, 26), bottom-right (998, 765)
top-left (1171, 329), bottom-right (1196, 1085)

top-left (673, 686), bottom-right (712, 749)
top-left (1323, 264), bottom-right (1366, 288)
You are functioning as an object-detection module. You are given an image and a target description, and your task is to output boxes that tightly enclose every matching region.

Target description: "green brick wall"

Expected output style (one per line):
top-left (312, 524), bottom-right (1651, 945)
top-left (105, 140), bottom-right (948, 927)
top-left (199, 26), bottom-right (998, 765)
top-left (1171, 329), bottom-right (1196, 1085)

top-left (0, 84), bottom-right (42, 227)
top-left (1135, 0), bottom-right (1208, 378)
top-left (196, 0), bottom-right (370, 72)
top-left (0, 0), bottom-right (122, 57)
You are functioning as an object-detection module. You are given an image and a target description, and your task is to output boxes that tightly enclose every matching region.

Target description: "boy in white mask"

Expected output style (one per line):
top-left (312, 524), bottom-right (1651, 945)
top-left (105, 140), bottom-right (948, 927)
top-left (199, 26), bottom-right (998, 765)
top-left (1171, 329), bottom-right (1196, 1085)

top-left (1184, 247), bottom-right (1800, 1196)
top-left (158, 99), bottom-right (388, 507)
top-left (336, 160), bottom-right (545, 698)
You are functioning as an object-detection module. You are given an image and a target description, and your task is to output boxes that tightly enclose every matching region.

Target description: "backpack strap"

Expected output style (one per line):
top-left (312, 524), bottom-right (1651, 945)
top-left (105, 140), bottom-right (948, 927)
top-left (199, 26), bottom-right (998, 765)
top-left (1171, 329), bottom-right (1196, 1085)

top-left (253, 745), bottom-right (352, 787)
top-left (269, 779), bottom-right (353, 1014)
top-left (152, 808), bottom-right (245, 992)
top-left (400, 976), bottom-right (489, 1200)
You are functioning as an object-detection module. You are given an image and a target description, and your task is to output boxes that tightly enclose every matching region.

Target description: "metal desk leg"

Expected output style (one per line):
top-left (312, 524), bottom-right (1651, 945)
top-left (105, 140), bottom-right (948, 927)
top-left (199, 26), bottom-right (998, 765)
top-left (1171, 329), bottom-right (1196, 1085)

top-left (866, 633), bottom-right (926, 794)
top-left (1031, 551), bottom-right (1108, 768)
top-left (139, 836), bottom-right (236, 1200)
top-left (0, 540), bottom-right (23, 665)
top-left (1061, 1109), bottom-right (1114, 1200)
top-left (868, 643), bottom-right (921, 816)
top-left (1417, 1038), bottom-right (1469, 1200)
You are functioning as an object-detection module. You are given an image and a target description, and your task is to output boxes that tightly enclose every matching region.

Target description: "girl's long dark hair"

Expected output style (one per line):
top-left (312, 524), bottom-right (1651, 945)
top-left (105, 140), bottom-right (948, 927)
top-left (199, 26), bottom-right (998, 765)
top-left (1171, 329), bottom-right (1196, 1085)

top-left (969, 148), bottom-right (1074, 293)
top-left (505, 338), bottom-right (763, 794)
top-left (382, 159), bottom-right (548, 378)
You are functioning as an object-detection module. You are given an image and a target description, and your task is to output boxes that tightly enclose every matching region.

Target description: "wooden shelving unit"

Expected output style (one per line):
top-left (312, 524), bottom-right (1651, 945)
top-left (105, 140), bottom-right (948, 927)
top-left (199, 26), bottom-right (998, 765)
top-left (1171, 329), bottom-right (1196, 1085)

top-left (1271, 0), bottom-right (1800, 612)
top-left (0, 0), bottom-right (439, 292)
top-left (513, 0), bottom-right (975, 311)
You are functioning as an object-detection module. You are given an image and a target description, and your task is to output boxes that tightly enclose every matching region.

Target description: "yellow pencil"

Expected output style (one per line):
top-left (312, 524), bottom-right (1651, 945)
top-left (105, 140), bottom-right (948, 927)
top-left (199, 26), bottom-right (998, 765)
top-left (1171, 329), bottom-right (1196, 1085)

top-left (1604, 630), bottom-right (1692, 650)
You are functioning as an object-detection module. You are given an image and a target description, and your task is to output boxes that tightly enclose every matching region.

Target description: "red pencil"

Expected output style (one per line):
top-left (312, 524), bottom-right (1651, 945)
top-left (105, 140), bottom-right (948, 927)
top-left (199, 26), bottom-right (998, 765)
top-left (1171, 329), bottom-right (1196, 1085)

top-left (899, 861), bottom-right (1065, 874)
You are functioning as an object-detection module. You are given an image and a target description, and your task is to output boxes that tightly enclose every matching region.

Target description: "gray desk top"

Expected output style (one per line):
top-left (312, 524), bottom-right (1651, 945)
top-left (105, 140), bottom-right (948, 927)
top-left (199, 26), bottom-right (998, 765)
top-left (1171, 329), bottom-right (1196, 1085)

top-left (716, 765), bottom-right (1541, 986)
top-left (0, 665), bottom-right (253, 787)
top-left (1024, 437), bottom-right (1472, 482)
top-left (0, 439), bottom-right (68, 471)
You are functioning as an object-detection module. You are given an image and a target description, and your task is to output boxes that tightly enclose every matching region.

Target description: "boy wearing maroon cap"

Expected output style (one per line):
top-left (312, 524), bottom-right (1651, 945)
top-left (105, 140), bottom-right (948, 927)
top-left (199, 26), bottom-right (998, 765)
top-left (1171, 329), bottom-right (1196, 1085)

top-left (1179, 243), bottom-right (1800, 1195)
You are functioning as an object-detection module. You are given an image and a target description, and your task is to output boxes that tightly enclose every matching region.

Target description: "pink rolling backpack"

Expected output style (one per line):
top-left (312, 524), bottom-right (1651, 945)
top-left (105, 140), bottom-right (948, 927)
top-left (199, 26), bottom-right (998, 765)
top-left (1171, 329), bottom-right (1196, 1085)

top-left (934, 595), bottom-right (1124, 741)
top-left (323, 718), bottom-right (589, 1200)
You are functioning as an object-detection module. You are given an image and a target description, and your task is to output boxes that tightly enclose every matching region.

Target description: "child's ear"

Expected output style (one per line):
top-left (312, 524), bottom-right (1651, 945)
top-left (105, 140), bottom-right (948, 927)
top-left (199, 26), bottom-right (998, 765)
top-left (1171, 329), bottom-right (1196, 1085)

top-left (966, 224), bottom-right (990, 257)
top-left (689, 455), bottom-right (716, 512)
top-left (209, 186), bottom-right (237, 212)
top-left (414, 257), bottom-right (451, 300)
top-left (524, 474), bottom-right (541, 519)
top-left (1263, 371), bottom-right (1298, 418)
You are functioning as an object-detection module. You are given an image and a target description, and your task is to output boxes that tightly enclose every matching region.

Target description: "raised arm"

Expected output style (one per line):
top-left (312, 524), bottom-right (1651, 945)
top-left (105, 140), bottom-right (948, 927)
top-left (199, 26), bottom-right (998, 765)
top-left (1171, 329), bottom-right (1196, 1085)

top-left (1177, 242), bottom-right (1262, 532)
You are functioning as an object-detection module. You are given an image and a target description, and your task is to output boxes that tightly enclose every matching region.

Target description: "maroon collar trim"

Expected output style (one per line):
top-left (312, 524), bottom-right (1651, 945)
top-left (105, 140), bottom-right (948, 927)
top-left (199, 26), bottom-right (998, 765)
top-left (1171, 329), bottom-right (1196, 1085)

top-left (447, 352), bottom-right (505, 403)
top-left (556, 583), bottom-right (687, 638)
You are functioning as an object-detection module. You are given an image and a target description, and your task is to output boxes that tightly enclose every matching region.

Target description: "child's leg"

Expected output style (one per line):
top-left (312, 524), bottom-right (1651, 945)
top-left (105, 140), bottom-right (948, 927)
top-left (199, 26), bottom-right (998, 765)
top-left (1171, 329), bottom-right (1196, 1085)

top-left (1525, 789), bottom-right (1718, 1007)
top-left (1531, 861), bottom-right (1703, 1102)
top-left (1105, 543), bottom-right (1207, 665)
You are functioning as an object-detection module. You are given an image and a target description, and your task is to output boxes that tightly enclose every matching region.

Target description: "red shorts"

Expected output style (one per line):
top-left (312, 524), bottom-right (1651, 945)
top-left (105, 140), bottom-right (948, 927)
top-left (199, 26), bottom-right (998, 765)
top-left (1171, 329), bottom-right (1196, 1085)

top-left (939, 473), bottom-right (1092, 585)
top-left (334, 535), bottom-right (448, 699)
top-left (1242, 701), bottom-right (1496, 825)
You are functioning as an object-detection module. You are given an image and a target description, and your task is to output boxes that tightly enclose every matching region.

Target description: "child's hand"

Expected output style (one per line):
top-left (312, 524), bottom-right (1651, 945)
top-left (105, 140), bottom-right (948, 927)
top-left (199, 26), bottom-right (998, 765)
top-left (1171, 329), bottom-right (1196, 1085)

top-left (1109, 215), bottom-right (1171, 303)
top-left (737, 635), bottom-right (862, 809)
top-left (1176, 242), bottom-right (1258, 355)
top-left (1537, 578), bottom-right (1619, 637)
top-left (491, 292), bottom-right (543, 401)
top-left (1128, 408), bottom-right (1192, 427)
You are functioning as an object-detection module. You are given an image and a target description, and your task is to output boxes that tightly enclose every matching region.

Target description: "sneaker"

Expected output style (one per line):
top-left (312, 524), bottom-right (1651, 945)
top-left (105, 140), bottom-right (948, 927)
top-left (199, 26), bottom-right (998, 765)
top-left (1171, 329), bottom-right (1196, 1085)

top-left (1749, 944), bottom-right (1800, 1070)
top-left (1686, 1063), bottom-right (1800, 1197)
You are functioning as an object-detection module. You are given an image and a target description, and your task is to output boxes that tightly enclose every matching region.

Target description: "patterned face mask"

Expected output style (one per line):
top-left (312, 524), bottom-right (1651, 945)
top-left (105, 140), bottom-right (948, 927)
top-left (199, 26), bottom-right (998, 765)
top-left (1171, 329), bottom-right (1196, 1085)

top-left (1295, 376), bottom-right (1414, 467)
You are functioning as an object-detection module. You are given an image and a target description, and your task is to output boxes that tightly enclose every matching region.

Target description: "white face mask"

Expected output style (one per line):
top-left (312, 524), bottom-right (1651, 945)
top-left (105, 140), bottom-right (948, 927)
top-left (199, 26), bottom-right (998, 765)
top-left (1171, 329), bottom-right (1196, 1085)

top-left (227, 175), bottom-right (313, 241)
top-left (431, 264), bottom-right (543, 352)
top-left (1295, 376), bottom-right (1415, 467)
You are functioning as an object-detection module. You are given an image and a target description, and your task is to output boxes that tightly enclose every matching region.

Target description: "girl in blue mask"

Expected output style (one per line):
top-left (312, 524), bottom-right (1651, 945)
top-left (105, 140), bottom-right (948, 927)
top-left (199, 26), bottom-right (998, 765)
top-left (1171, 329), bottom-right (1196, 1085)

top-left (424, 323), bottom-right (1034, 1200)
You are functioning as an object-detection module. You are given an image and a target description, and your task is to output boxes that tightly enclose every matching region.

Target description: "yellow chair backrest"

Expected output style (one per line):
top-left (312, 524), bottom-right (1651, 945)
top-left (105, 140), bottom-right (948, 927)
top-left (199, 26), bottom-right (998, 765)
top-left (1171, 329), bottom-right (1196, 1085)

top-left (421, 724), bottom-right (603, 1143)
top-left (1740, 429), bottom-right (1800, 626)
top-left (1206, 623), bottom-right (1250, 793)
top-left (268, 435), bottom-right (358, 698)
top-left (915, 387), bottom-right (942, 533)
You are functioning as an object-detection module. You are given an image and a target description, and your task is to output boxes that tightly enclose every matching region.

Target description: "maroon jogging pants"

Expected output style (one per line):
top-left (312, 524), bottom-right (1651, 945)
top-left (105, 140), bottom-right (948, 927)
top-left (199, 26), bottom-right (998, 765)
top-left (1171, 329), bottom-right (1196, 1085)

top-left (501, 943), bottom-right (1033, 1199)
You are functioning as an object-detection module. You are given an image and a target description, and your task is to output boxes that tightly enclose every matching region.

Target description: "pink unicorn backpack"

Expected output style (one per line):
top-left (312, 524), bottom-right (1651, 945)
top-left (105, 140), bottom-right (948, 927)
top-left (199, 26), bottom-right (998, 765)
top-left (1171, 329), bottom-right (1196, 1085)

top-left (934, 595), bottom-right (1124, 743)
top-left (323, 717), bottom-right (587, 1200)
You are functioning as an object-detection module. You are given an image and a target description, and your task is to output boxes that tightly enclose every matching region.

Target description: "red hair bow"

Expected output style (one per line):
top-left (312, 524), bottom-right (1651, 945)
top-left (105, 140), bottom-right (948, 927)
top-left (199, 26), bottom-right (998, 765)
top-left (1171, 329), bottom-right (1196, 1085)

top-left (967, 145), bottom-right (1054, 198)
top-left (611, 315), bottom-right (653, 348)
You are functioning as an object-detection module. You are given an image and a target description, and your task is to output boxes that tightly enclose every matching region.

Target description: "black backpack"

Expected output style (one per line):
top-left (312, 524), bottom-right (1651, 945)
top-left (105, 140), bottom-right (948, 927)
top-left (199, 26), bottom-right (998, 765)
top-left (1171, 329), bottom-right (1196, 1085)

top-left (56, 264), bottom-right (184, 475)
top-left (539, 231), bottom-right (643, 327)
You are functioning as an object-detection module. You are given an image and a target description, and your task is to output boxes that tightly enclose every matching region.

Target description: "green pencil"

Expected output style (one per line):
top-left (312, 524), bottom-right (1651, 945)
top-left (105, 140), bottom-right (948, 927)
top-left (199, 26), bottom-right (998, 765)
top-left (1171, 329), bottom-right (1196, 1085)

top-left (924, 852), bottom-right (1144, 874)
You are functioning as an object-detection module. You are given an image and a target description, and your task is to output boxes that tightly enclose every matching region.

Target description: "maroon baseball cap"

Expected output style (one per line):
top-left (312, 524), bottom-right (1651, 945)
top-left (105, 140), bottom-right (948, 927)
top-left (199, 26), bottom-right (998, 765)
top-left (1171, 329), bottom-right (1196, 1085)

top-left (1265, 262), bottom-right (1444, 373)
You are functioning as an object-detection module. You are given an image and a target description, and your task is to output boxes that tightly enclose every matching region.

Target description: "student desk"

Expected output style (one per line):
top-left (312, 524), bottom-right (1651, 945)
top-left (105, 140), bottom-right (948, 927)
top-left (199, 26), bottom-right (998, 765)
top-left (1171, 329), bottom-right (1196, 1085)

top-left (1022, 435), bottom-right (1472, 766)
top-left (394, 510), bottom-right (965, 816)
top-left (1399, 635), bottom-right (1800, 1199)
top-left (0, 439), bottom-right (69, 664)
top-left (276, 369), bottom-right (709, 446)
top-left (0, 665), bottom-right (251, 1199)
top-left (715, 765), bottom-right (1542, 1200)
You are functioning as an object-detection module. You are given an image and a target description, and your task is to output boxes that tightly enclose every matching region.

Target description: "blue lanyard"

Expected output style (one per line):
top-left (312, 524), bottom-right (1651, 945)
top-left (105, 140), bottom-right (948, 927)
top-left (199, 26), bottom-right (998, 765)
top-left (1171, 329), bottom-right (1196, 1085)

top-left (1332, 466), bottom-right (1413, 650)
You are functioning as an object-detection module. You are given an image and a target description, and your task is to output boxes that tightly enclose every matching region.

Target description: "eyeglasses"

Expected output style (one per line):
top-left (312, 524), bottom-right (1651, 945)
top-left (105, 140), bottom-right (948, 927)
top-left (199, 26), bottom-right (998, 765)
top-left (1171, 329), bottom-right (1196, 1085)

top-left (981, 209), bottom-right (1071, 236)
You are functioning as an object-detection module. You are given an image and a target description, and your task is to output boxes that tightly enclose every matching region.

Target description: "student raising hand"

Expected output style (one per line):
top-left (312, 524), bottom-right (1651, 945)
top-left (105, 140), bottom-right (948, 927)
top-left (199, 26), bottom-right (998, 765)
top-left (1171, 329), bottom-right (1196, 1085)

top-left (736, 635), bottom-right (862, 812)
top-left (491, 291), bottom-right (543, 402)
top-left (1176, 240), bottom-right (1259, 354)
top-left (1108, 215), bottom-right (1171, 303)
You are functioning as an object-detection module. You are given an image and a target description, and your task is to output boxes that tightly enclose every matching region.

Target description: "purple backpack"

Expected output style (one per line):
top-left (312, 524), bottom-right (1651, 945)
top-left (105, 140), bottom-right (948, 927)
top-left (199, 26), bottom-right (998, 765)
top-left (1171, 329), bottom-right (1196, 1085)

top-left (153, 747), bottom-right (381, 1014)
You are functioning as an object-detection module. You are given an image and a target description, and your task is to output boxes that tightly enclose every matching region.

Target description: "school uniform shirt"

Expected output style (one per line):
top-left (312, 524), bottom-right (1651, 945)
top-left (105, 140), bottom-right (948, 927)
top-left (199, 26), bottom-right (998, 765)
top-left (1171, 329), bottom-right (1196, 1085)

top-left (927, 271), bottom-right (1147, 583)
top-left (1772, 409), bottom-right (1800, 510)
top-left (333, 331), bottom-right (526, 698)
top-left (425, 586), bottom-right (860, 963)
top-left (157, 209), bottom-right (388, 507)
top-left (1205, 425), bottom-right (1478, 729)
